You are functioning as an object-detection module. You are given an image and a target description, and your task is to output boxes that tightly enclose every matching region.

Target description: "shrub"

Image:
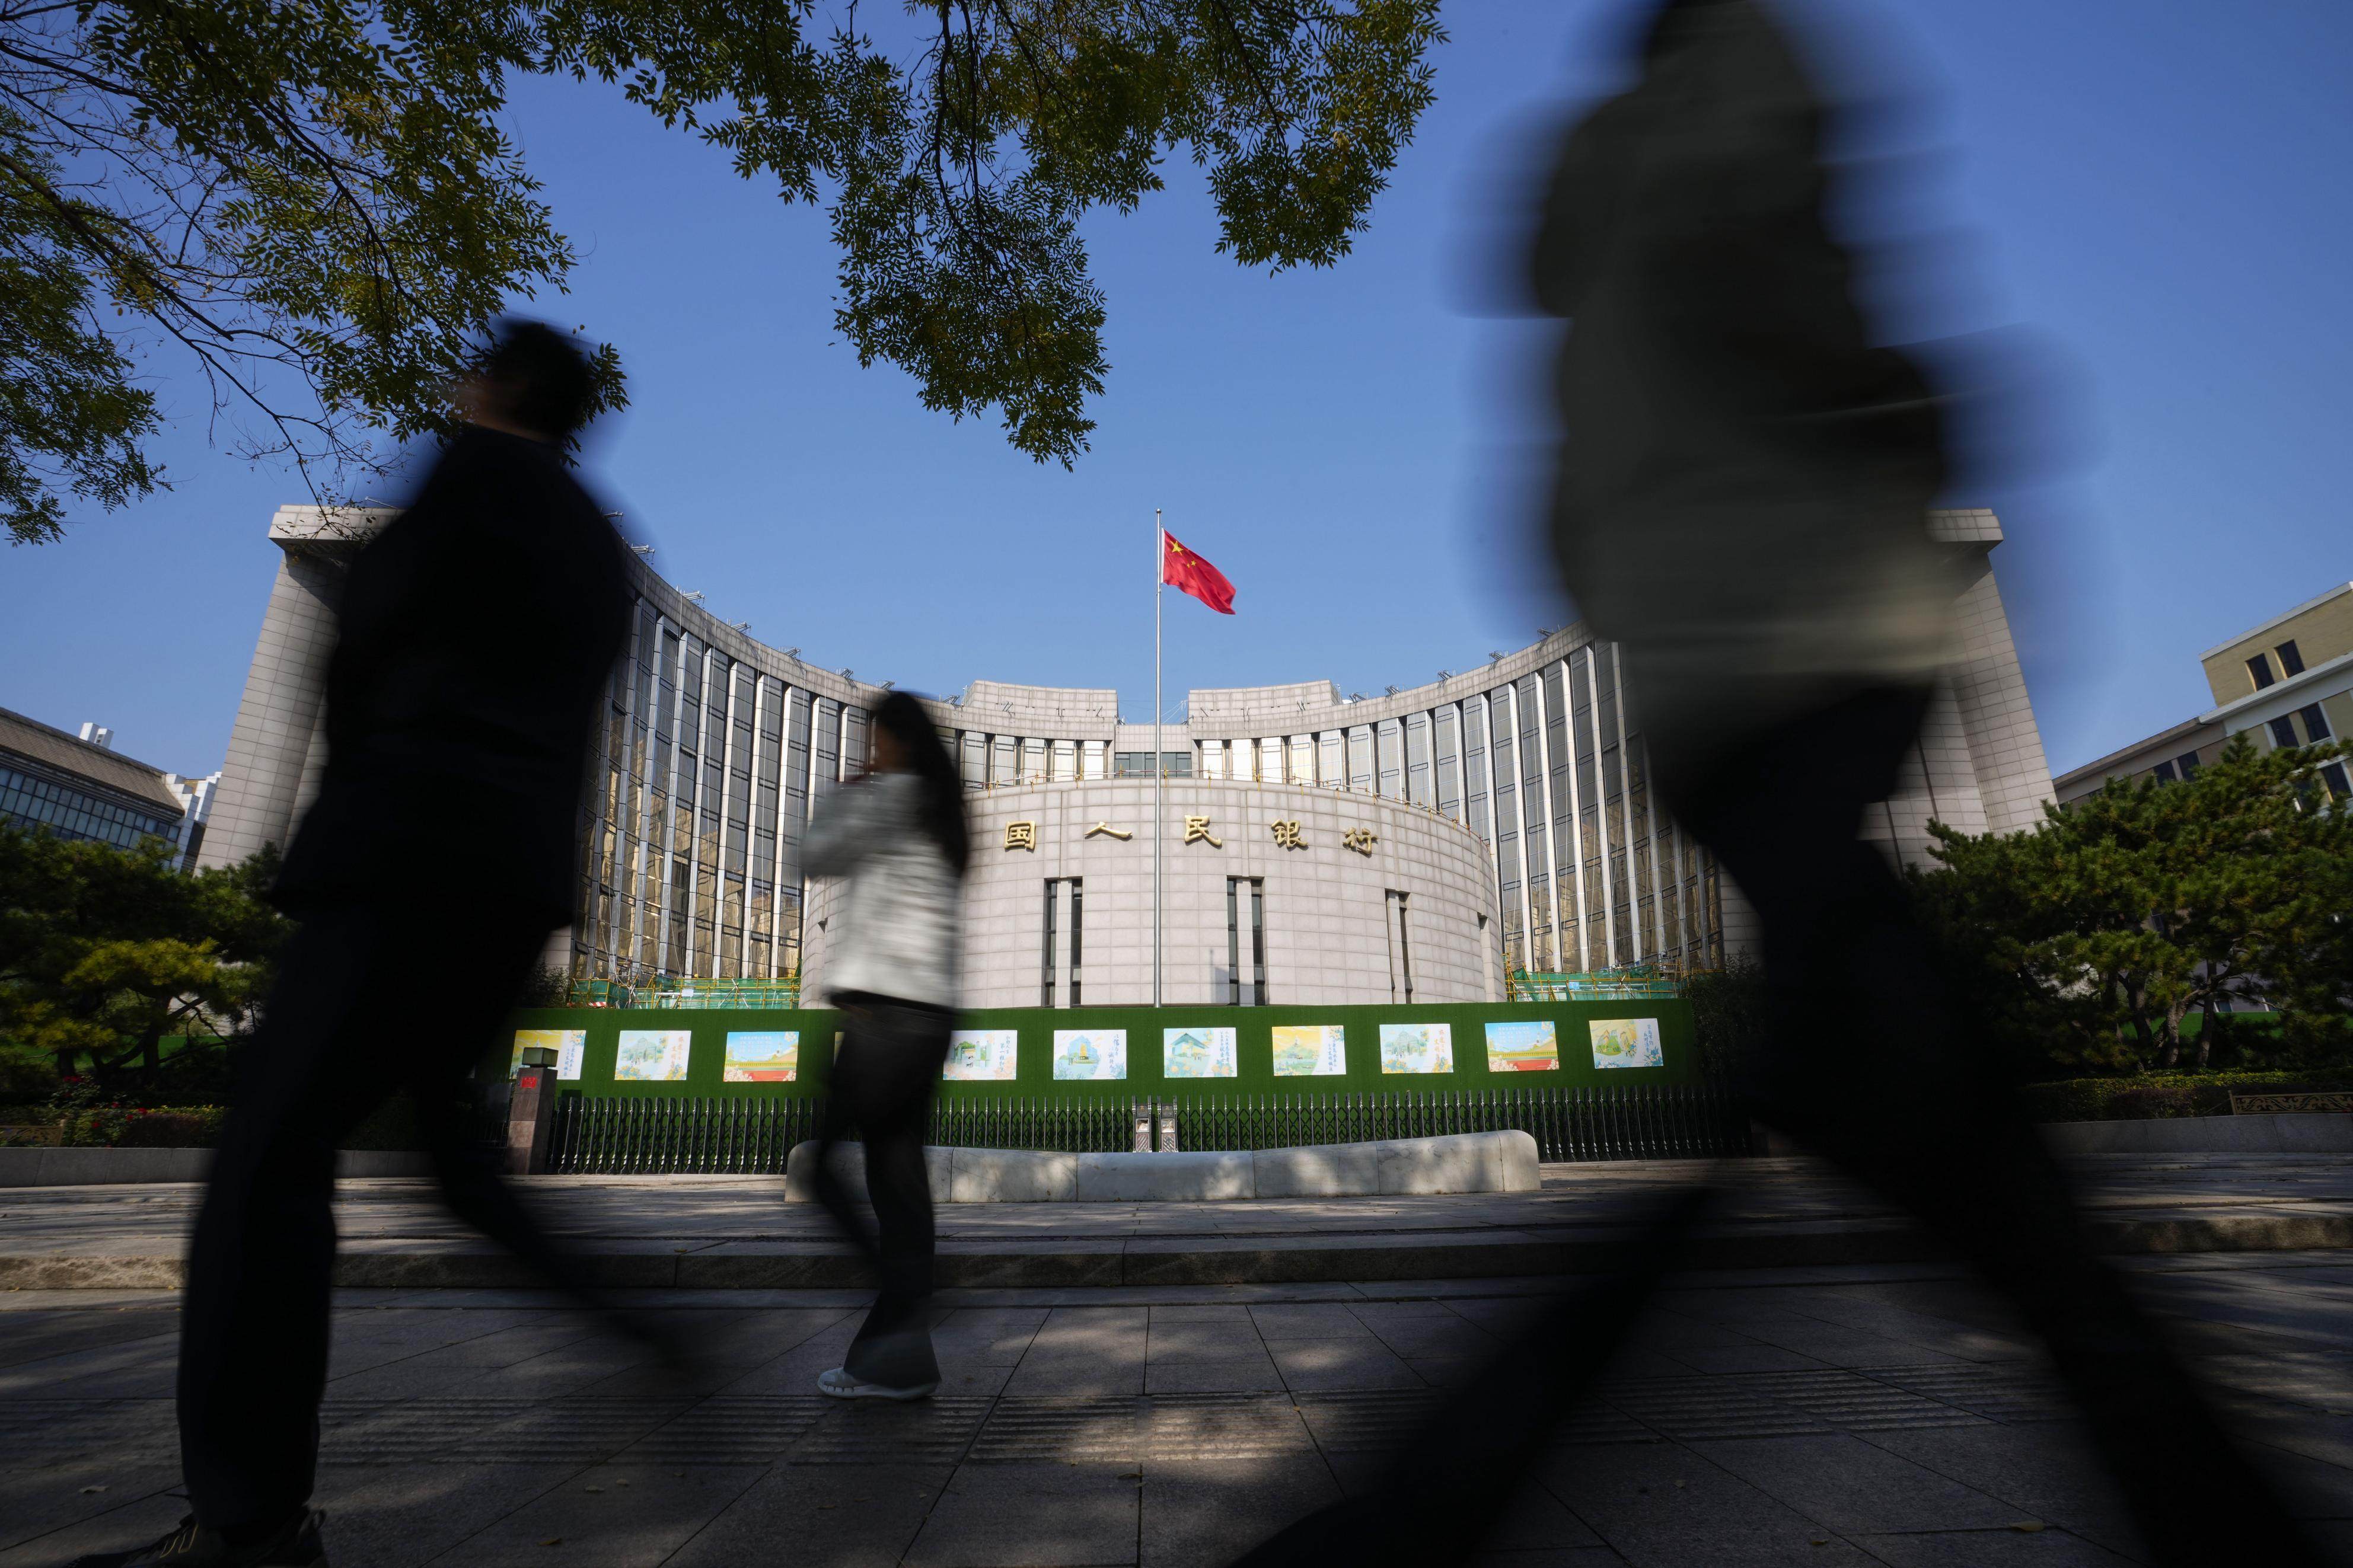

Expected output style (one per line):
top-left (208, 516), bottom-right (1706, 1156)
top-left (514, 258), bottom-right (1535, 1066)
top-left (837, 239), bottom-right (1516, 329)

top-left (2018, 1068), bottom-right (2353, 1123)
top-left (58, 1105), bottom-right (228, 1147)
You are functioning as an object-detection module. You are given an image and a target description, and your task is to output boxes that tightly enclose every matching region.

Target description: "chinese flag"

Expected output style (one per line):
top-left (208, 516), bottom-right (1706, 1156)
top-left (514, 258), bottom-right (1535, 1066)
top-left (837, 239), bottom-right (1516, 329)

top-left (1162, 530), bottom-right (1236, 614)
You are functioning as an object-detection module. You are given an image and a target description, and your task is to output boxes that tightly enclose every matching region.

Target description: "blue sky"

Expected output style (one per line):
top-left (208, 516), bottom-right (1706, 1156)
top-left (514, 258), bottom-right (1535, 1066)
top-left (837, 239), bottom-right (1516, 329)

top-left (6, 0), bottom-right (2349, 783)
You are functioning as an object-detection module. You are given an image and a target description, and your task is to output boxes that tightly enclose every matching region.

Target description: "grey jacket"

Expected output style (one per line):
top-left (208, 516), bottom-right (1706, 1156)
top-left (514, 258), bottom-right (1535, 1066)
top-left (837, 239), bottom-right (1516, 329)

top-left (804, 772), bottom-right (962, 1010)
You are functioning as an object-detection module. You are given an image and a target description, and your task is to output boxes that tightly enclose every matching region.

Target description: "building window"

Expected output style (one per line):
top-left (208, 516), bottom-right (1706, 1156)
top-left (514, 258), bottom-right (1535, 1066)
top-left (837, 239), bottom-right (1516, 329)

top-left (1226, 877), bottom-right (1266, 1006)
top-left (1041, 880), bottom-right (1058, 1007)
top-left (1041, 878), bottom-right (1083, 1005)
top-left (2269, 716), bottom-right (2300, 749)
top-left (1385, 890), bottom-right (1414, 1003)
top-left (2278, 640), bottom-right (2306, 677)
top-left (2247, 653), bottom-right (2275, 691)
top-left (2176, 751), bottom-right (2202, 778)
top-left (2323, 762), bottom-right (2351, 801)
top-left (2299, 703), bottom-right (2332, 742)
top-left (2151, 760), bottom-right (2177, 784)
top-left (1113, 751), bottom-right (1193, 778)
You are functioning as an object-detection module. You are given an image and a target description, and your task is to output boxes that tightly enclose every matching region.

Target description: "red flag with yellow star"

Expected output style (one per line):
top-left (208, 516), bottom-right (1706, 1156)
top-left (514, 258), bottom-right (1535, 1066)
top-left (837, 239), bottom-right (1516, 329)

top-left (1160, 530), bottom-right (1235, 614)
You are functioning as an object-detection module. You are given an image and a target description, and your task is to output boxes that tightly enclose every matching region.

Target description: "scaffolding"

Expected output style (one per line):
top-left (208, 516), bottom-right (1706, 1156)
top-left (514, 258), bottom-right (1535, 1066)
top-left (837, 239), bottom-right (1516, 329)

top-left (1506, 963), bottom-right (1685, 1002)
top-left (562, 973), bottom-right (801, 1010)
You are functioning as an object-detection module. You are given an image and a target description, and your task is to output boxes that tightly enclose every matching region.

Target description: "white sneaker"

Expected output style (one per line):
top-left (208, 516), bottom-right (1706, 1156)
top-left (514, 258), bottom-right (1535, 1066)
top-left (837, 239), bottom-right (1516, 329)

top-left (817, 1365), bottom-right (938, 1401)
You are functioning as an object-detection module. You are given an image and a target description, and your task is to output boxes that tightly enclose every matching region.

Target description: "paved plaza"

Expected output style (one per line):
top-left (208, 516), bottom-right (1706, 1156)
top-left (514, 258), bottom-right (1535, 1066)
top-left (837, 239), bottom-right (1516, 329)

top-left (3, 1157), bottom-right (2351, 1566)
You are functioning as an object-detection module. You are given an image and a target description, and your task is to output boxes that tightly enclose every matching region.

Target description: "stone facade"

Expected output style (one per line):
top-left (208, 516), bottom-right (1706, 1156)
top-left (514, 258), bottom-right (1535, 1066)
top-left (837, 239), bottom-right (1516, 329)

top-left (203, 504), bottom-right (2056, 1000)
top-left (802, 780), bottom-right (1503, 1009)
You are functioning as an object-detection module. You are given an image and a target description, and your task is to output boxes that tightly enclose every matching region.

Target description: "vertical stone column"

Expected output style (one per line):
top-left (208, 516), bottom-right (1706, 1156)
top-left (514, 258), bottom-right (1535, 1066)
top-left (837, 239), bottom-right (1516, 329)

top-left (1949, 559), bottom-right (2057, 837)
top-left (197, 548), bottom-right (346, 870)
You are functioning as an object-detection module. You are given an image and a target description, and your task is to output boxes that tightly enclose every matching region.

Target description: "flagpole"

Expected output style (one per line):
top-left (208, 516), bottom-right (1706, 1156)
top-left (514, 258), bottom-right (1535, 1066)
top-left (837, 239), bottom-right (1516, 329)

top-left (1153, 507), bottom-right (1164, 1009)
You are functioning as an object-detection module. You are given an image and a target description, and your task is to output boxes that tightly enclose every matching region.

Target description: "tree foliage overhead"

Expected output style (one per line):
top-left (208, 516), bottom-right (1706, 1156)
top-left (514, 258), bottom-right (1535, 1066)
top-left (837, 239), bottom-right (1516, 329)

top-left (1, 0), bottom-right (1443, 543)
top-left (1912, 737), bottom-right (2353, 1077)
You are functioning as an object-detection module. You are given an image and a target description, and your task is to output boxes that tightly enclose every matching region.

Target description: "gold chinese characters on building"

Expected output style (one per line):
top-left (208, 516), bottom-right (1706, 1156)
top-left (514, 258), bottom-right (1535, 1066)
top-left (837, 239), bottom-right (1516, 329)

top-left (1182, 815), bottom-right (1224, 848)
top-left (1083, 822), bottom-right (1133, 841)
top-left (1270, 819), bottom-right (1306, 850)
top-left (1341, 826), bottom-right (1378, 855)
top-left (1004, 820), bottom-right (1037, 852)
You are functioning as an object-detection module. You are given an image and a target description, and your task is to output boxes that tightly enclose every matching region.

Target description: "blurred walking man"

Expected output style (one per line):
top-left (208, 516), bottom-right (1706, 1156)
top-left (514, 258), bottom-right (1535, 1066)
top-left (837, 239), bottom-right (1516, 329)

top-left (73, 322), bottom-right (632, 1568)
top-left (1232, 3), bottom-right (2325, 1565)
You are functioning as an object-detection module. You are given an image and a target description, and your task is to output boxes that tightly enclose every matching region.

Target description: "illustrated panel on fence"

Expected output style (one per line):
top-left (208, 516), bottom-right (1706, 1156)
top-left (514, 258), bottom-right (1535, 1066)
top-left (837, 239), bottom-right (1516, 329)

top-left (723, 1031), bottom-right (798, 1082)
top-left (510, 1029), bottom-right (585, 1081)
top-left (1164, 1027), bottom-right (1237, 1079)
top-left (1589, 1017), bottom-right (1664, 1069)
top-left (945, 1029), bottom-right (1019, 1081)
top-left (616, 1030), bottom-right (694, 1081)
top-left (1379, 1024), bottom-right (1453, 1075)
top-left (1271, 1025), bottom-right (1347, 1078)
top-left (1485, 1020), bottom-right (1560, 1074)
top-left (1053, 1030), bottom-right (1127, 1081)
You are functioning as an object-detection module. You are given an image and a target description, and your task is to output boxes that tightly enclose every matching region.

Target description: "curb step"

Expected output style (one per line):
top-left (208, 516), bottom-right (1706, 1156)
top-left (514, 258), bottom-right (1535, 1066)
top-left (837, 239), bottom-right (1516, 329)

top-left (7, 1209), bottom-right (2346, 1291)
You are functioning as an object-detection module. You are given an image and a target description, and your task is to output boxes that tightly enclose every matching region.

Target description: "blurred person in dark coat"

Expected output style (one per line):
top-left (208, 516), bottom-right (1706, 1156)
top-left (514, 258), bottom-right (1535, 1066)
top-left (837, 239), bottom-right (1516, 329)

top-left (72, 322), bottom-right (633, 1568)
top-left (1232, 4), bottom-right (2323, 1565)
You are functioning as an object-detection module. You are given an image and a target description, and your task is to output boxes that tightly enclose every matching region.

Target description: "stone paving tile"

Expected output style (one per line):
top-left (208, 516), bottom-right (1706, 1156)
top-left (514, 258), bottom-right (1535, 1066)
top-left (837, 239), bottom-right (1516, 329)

top-left (1853, 1423), bottom-right (2148, 1559)
top-left (662, 1462), bottom-right (950, 1568)
top-left (1139, 1456), bottom-right (1341, 1568)
top-left (1002, 1307), bottom-right (1149, 1396)
top-left (0, 1310), bottom-right (180, 1371)
top-left (1247, 1303), bottom-right (1379, 1339)
top-left (932, 1307), bottom-right (1052, 1365)
top-left (0, 1486), bottom-right (192, 1568)
top-left (0, 1454), bottom-right (184, 1555)
top-left (1144, 1356), bottom-right (1285, 1394)
top-left (307, 1461), bottom-right (587, 1568)
top-left (1687, 1434), bottom-right (2026, 1534)
top-left (1650, 1343), bottom-right (1834, 1377)
top-left (905, 1461), bottom-right (1140, 1567)
top-left (1531, 1445), bottom-right (1888, 1566)
top-left (426, 1461), bottom-right (768, 1566)
top-left (1144, 1310), bottom-right (1258, 1363)
top-left (1267, 1336), bottom-right (1424, 1393)
top-left (1468, 1551), bottom-right (1631, 1567)
top-left (1846, 1529), bottom-right (2144, 1566)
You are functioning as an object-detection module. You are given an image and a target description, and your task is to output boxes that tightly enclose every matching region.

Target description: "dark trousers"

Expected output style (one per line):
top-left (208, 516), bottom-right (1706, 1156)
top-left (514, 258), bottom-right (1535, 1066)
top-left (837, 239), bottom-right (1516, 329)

top-left (178, 900), bottom-right (586, 1532)
top-left (808, 996), bottom-right (955, 1387)
top-left (1233, 688), bottom-right (2322, 1568)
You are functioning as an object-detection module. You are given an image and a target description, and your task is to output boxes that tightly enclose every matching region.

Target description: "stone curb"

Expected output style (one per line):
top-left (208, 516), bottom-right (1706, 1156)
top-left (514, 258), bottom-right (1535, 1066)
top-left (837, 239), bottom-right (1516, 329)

top-left (9, 1209), bottom-right (2345, 1291)
top-left (781, 1131), bottom-right (1542, 1203)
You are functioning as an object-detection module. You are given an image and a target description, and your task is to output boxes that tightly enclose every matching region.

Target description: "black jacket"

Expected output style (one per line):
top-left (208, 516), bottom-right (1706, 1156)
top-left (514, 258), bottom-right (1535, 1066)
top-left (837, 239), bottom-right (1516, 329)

top-left (274, 427), bottom-right (632, 925)
top-left (1532, 0), bottom-right (1957, 755)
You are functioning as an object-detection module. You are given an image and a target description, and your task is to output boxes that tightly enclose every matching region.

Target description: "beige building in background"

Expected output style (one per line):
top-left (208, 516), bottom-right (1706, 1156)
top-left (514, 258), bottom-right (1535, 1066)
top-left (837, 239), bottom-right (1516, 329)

top-left (204, 504), bottom-right (2054, 1003)
top-left (2056, 580), bottom-right (2353, 805)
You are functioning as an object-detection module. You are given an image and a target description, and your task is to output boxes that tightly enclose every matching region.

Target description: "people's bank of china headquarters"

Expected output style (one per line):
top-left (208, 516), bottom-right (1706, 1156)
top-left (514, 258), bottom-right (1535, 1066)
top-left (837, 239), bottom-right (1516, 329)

top-left (197, 506), bottom-right (2055, 1011)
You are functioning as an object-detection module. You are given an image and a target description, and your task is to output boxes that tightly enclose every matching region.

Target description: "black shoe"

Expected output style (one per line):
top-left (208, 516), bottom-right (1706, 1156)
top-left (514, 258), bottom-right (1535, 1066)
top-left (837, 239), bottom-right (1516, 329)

top-left (66, 1511), bottom-right (326, 1567)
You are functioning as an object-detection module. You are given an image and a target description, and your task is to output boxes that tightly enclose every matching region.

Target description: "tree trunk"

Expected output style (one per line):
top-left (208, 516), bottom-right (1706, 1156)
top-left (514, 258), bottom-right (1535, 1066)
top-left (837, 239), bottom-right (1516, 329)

top-left (2196, 988), bottom-right (2218, 1071)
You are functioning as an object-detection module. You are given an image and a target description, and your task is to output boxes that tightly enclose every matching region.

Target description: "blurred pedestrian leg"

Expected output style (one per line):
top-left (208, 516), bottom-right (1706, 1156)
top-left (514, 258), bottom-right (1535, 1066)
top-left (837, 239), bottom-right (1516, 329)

top-left (809, 998), bottom-right (956, 1394)
top-left (69, 322), bottom-right (631, 1568)
top-left (175, 900), bottom-right (560, 1538)
top-left (1233, 0), bottom-right (2323, 1561)
top-left (799, 691), bottom-right (970, 1402)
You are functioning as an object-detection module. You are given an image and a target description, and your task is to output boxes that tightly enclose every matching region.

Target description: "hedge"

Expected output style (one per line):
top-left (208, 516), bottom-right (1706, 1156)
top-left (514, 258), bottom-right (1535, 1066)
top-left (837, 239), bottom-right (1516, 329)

top-left (2017, 1069), bottom-right (2353, 1123)
top-left (5, 1096), bottom-right (428, 1149)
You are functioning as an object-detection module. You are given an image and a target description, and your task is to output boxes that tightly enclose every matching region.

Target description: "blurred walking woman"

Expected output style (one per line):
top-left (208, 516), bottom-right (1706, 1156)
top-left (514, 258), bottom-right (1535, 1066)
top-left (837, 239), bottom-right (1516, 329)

top-left (803, 691), bottom-right (969, 1400)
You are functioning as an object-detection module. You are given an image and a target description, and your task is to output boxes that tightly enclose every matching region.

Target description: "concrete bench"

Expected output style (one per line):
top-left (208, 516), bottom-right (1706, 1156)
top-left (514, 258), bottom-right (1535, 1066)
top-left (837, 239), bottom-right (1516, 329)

top-left (783, 1129), bottom-right (1541, 1203)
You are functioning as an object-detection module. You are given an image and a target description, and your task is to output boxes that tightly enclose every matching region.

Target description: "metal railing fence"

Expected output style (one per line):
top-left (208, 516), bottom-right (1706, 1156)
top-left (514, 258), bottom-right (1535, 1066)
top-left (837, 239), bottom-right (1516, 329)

top-left (545, 1083), bottom-right (1745, 1173)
